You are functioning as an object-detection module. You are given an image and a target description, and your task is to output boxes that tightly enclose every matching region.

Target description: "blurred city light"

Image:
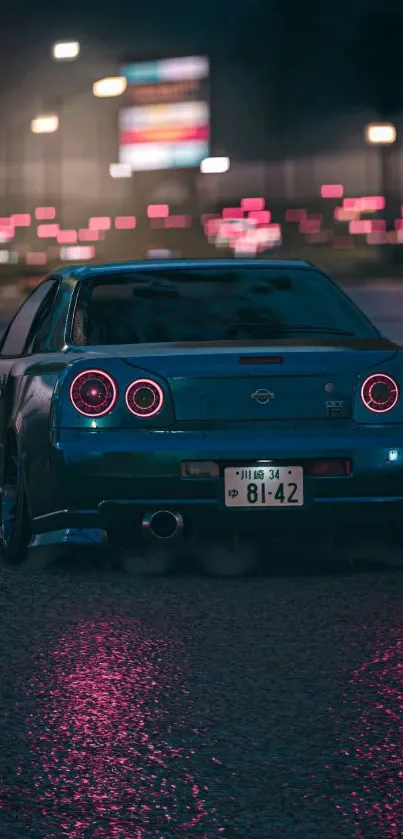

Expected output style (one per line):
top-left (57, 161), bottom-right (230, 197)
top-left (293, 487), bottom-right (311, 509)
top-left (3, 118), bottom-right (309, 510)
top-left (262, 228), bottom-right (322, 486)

top-left (93, 77), bottom-right (127, 97)
top-left (321, 184), bottom-right (344, 198)
top-left (26, 252), bottom-right (47, 265)
top-left (200, 156), bottom-right (230, 173)
top-left (89, 216), bottom-right (111, 230)
top-left (79, 228), bottom-right (99, 241)
top-left (11, 214), bottom-right (30, 226)
top-left (121, 56), bottom-right (209, 85)
top-left (147, 204), bottom-right (169, 218)
top-left (0, 251), bottom-right (18, 264)
top-left (60, 246), bottom-right (95, 260)
top-left (37, 224), bottom-right (59, 238)
top-left (52, 41), bottom-right (80, 60)
top-left (241, 197), bottom-right (265, 211)
top-left (31, 115), bottom-right (59, 134)
top-left (164, 215), bottom-right (192, 228)
top-left (285, 209), bottom-right (307, 222)
top-left (249, 210), bottom-right (271, 223)
top-left (222, 207), bottom-right (243, 219)
top-left (35, 206), bottom-right (56, 220)
top-left (115, 216), bottom-right (136, 229)
top-left (365, 123), bottom-right (397, 145)
top-left (57, 230), bottom-right (77, 244)
top-left (109, 162), bottom-right (132, 178)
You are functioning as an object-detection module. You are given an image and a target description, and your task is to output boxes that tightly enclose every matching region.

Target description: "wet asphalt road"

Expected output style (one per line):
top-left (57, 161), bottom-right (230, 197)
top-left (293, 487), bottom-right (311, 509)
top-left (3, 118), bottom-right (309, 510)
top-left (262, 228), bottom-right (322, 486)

top-left (0, 279), bottom-right (403, 838)
top-left (1, 562), bottom-right (403, 838)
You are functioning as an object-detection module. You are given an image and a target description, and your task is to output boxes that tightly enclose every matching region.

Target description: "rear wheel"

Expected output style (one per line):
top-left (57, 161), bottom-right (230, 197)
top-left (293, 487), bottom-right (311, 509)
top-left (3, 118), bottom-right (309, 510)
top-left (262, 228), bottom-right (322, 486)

top-left (0, 442), bottom-right (31, 565)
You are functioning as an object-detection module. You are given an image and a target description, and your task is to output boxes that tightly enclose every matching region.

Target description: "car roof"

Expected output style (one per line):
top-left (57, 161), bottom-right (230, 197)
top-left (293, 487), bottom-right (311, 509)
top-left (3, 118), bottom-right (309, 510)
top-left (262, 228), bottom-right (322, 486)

top-left (57, 258), bottom-right (314, 281)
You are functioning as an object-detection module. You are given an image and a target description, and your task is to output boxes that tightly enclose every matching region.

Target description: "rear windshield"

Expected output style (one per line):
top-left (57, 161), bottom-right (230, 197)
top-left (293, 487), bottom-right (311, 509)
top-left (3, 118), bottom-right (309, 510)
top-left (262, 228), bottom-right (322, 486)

top-left (71, 266), bottom-right (379, 345)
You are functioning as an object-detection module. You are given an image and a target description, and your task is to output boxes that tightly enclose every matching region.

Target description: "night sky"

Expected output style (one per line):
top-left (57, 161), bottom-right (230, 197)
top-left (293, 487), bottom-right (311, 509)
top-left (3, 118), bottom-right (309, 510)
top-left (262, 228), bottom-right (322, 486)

top-left (2, 0), bottom-right (251, 53)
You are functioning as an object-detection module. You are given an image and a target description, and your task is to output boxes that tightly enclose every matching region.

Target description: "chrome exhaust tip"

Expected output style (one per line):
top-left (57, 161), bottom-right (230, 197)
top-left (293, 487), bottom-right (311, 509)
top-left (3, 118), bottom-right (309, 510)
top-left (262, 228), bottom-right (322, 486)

top-left (141, 510), bottom-right (184, 542)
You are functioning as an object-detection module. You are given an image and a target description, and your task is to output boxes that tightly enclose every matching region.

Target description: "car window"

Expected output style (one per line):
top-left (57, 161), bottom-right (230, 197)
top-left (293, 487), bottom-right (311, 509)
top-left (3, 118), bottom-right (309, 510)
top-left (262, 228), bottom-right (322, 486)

top-left (0, 279), bottom-right (57, 357)
top-left (25, 281), bottom-right (59, 354)
top-left (71, 267), bottom-right (379, 345)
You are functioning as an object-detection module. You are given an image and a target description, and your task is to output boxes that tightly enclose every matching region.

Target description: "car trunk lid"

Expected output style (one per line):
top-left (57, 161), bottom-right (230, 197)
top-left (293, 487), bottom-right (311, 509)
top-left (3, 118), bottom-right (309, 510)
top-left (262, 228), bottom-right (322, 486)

top-left (123, 343), bottom-right (397, 422)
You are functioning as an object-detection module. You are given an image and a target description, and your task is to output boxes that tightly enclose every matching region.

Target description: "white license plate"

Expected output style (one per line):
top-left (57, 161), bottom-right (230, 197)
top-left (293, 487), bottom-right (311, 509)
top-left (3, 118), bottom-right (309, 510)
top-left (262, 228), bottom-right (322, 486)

top-left (224, 465), bottom-right (304, 507)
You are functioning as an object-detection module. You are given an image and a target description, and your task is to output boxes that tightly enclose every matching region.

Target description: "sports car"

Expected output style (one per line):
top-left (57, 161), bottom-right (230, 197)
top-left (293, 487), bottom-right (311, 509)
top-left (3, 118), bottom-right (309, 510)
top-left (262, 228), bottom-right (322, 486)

top-left (0, 257), bottom-right (402, 575)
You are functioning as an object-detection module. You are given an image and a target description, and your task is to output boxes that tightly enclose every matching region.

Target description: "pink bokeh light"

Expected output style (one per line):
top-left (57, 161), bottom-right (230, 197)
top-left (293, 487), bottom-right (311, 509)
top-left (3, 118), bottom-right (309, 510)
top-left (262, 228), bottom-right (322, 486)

top-left (115, 216), bottom-right (136, 230)
top-left (57, 230), bottom-right (78, 244)
top-left (37, 224), bottom-right (59, 238)
top-left (321, 184), bottom-right (344, 198)
top-left (147, 204), bottom-right (169, 219)
top-left (89, 216), bottom-right (112, 230)
top-left (241, 197), bottom-right (265, 211)
top-left (35, 207), bottom-right (56, 221)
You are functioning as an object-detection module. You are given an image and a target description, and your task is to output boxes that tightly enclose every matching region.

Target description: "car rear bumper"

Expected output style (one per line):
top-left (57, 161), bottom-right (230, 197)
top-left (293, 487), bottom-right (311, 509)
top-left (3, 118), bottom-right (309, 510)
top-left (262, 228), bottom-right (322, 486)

top-left (27, 425), bottom-right (403, 544)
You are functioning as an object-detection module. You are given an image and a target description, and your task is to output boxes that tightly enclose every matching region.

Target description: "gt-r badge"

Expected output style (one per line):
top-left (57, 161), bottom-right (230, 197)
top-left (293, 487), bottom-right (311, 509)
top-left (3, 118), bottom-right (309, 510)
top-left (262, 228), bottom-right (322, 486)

top-left (325, 400), bottom-right (346, 417)
top-left (251, 389), bottom-right (275, 405)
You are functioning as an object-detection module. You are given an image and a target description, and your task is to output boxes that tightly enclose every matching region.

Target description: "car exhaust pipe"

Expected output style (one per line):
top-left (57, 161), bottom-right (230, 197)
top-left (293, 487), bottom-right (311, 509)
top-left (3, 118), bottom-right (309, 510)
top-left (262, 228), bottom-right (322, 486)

top-left (141, 510), bottom-right (184, 542)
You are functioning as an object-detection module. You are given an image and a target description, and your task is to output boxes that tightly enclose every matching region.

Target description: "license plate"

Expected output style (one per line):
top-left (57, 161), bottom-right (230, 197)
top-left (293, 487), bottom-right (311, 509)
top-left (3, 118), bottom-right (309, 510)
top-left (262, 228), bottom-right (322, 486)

top-left (224, 465), bottom-right (304, 507)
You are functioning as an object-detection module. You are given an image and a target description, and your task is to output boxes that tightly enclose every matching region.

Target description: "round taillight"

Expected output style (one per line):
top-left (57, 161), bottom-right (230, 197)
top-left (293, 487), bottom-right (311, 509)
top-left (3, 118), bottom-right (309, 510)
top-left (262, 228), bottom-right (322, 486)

top-left (70, 370), bottom-right (118, 417)
top-left (360, 373), bottom-right (399, 413)
top-left (125, 378), bottom-right (164, 417)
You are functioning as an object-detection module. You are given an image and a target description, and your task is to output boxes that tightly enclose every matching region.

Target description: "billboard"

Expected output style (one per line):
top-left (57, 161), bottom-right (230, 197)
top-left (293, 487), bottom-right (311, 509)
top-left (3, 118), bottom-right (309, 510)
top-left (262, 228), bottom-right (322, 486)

top-left (119, 56), bottom-right (210, 171)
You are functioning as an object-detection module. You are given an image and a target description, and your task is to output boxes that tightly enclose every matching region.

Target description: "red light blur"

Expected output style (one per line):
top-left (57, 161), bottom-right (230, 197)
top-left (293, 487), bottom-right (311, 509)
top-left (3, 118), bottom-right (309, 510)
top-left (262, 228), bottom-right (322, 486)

top-left (115, 216), bottom-right (136, 229)
top-left (200, 213), bottom-right (219, 225)
top-left (26, 252), bottom-right (47, 265)
top-left (35, 207), bottom-right (56, 220)
top-left (164, 215), bottom-right (192, 228)
top-left (222, 207), bottom-right (243, 219)
top-left (241, 197), bottom-right (265, 211)
top-left (349, 220), bottom-right (372, 234)
top-left (285, 209), bottom-right (307, 222)
top-left (343, 196), bottom-right (385, 212)
top-left (57, 230), bottom-right (77, 244)
top-left (11, 213), bottom-right (31, 227)
top-left (299, 218), bottom-right (322, 233)
top-left (321, 184), bottom-right (344, 198)
top-left (147, 204), bottom-right (169, 218)
top-left (89, 216), bottom-right (112, 230)
top-left (37, 224), bottom-right (59, 238)
top-left (371, 219), bottom-right (386, 232)
top-left (0, 228), bottom-right (14, 241)
top-left (248, 210), bottom-right (271, 224)
top-left (79, 228), bottom-right (99, 241)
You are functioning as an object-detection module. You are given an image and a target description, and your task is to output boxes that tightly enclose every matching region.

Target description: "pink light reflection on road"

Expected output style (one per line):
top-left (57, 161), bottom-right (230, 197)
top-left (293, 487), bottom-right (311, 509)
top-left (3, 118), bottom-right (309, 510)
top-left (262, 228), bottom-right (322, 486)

top-left (5, 618), bottom-right (227, 838)
top-left (327, 625), bottom-right (403, 839)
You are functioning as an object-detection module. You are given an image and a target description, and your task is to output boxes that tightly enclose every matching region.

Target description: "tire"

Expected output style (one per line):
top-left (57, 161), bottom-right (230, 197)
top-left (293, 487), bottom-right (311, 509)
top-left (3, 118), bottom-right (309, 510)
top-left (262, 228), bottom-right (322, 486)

top-left (0, 442), bottom-right (31, 565)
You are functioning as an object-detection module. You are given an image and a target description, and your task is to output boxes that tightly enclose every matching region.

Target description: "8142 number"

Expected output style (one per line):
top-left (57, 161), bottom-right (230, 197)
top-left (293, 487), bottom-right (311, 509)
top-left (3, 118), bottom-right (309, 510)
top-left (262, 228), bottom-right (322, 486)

top-left (246, 481), bottom-right (299, 504)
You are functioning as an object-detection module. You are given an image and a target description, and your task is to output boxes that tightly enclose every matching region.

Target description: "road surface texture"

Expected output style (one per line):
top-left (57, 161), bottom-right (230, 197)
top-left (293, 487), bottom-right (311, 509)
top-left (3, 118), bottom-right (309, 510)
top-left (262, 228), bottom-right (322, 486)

top-left (0, 278), bottom-right (402, 838)
top-left (0, 562), bottom-right (402, 838)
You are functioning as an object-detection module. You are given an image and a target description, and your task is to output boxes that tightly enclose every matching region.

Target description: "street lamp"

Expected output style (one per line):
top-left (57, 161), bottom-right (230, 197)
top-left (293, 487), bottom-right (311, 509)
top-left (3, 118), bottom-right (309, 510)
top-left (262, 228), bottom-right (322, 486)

top-left (365, 122), bottom-right (397, 145)
top-left (365, 122), bottom-right (398, 256)
top-left (109, 163), bottom-right (132, 178)
top-left (200, 156), bottom-right (230, 174)
top-left (30, 115), bottom-right (59, 134)
top-left (52, 41), bottom-right (80, 60)
top-left (93, 77), bottom-right (127, 98)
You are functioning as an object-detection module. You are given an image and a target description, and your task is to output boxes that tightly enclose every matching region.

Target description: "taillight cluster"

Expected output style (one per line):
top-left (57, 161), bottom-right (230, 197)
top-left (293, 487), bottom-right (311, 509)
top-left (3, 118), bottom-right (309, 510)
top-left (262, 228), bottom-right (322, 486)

top-left (70, 371), bottom-right (165, 418)
top-left (360, 373), bottom-right (399, 414)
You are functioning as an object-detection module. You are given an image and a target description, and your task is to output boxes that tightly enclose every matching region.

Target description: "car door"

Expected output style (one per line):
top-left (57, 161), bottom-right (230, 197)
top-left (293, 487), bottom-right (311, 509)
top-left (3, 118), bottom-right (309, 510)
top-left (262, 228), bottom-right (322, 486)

top-left (0, 278), bottom-right (58, 476)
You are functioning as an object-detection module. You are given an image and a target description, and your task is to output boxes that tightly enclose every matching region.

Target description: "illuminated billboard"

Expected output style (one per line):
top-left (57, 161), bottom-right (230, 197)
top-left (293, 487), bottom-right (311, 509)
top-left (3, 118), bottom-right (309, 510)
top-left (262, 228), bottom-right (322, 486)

top-left (119, 56), bottom-right (209, 171)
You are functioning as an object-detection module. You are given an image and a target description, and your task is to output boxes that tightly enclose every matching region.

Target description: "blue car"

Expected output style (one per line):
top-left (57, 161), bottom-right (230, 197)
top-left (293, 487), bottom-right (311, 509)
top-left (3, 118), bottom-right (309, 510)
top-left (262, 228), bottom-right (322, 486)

top-left (0, 258), bottom-right (401, 574)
